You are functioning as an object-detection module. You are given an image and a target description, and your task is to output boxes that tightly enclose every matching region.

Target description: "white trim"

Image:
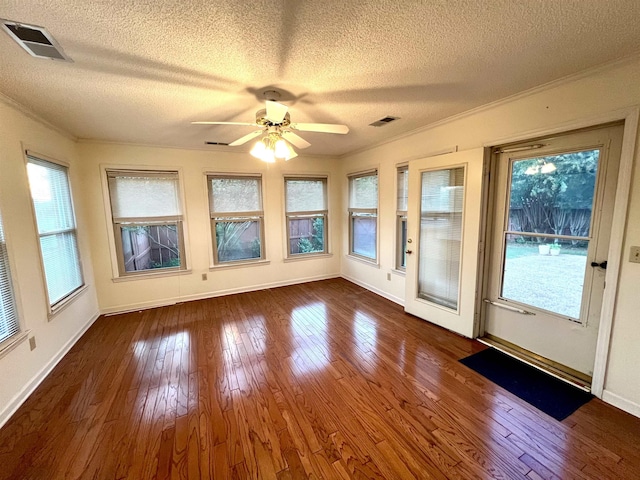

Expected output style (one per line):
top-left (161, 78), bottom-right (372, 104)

top-left (0, 331), bottom-right (29, 360)
top-left (341, 274), bottom-right (404, 306)
top-left (100, 273), bottom-right (340, 315)
top-left (345, 254), bottom-right (380, 268)
top-left (112, 268), bottom-right (192, 282)
top-left (602, 390), bottom-right (640, 418)
top-left (591, 108), bottom-right (639, 398)
top-left (283, 253), bottom-right (333, 263)
top-left (0, 310), bottom-right (100, 429)
top-left (209, 259), bottom-right (270, 271)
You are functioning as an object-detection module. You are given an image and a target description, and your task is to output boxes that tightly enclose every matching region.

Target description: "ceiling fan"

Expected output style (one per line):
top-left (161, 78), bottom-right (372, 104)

top-left (192, 91), bottom-right (349, 162)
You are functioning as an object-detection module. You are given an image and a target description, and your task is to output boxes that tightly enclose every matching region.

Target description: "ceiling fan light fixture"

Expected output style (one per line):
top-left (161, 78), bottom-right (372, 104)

top-left (250, 131), bottom-right (297, 163)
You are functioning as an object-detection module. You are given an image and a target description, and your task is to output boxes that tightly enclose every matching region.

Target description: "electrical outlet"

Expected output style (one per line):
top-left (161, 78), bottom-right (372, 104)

top-left (630, 246), bottom-right (640, 264)
top-left (29, 336), bottom-right (36, 351)
top-left (201, 273), bottom-right (208, 281)
top-left (387, 273), bottom-right (391, 281)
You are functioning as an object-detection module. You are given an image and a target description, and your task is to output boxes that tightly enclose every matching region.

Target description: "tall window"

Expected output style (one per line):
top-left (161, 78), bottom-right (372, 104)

top-left (27, 154), bottom-right (84, 308)
top-left (107, 170), bottom-right (185, 275)
top-left (0, 209), bottom-right (20, 345)
top-left (348, 170), bottom-right (378, 262)
top-left (418, 167), bottom-right (465, 310)
top-left (208, 175), bottom-right (264, 264)
top-left (396, 166), bottom-right (408, 271)
top-left (285, 177), bottom-right (328, 257)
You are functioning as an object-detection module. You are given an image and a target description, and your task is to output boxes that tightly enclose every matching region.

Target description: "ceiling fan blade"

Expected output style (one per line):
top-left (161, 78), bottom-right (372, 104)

top-left (229, 130), bottom-right (264, 146)
top-left (282, 130), bottom-right (311, 149)
top-left (192, 121), bottom-right (258, 126)
top-left (290, 123), bottom-right (349, 134)
top-left (265, 100), bottom-right (288, 123)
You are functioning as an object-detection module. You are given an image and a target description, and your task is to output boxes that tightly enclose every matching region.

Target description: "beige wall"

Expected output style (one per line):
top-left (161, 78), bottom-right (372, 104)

top-left (340, 56), bottom-right (640, 416)
top-left (76, 142), bottom-right (342, 313)
top-left (0, 101), bottom-right (99, 426)
top-left (3, 55), bottom-right (640, 425)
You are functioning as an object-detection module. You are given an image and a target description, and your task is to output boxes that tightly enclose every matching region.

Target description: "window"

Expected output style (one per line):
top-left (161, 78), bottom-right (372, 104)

top-left (418, 167), bottom-right (465, 310)
top-left (107, 170), bottom-right (185, 275)
top-left (27, 154), bottom-right (84, 308)
top-left (285, 177), bottom-right (328, 257)
top-left (208, 175), bottom-right (264, 264)
top-left (348, 170), bottom-right (378, 262)
top-left (396, 165), bottom-right (408, 270)
top-left (0, 209), bottom-right (20, 345)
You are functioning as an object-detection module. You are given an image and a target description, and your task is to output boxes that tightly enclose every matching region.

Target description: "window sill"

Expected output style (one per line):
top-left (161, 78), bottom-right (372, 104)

top-left (210, 259), bottom-right (270, 271)
top-left (112, 269), bottom-right (192, 283)
top-left (0, 330), bottom-right (30, 360)
top-left (346, 254), bottom-right (380, 268)
top-left (392, 268), bottom-right (406, 277)
top-left (49, 284), bottom-right (89, 320)
top-left (284, 253), bottom-right (333, 263)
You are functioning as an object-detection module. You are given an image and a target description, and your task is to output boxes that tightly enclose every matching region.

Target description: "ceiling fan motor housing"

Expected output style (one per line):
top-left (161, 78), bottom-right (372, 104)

top-left (255, 109), bottom-right (291, 127)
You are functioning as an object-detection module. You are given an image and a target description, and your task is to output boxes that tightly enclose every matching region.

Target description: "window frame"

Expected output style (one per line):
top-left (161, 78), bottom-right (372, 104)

top-left (347, 169), bottom-right (379, 263)
top-left (106, 169), bottom-right (187, 277)
top-left (0, 205), bottom-right (26, 355)
top-left (284, 176), bottom-right (329, 258)
top-left (208, 174), bottom-right (266, 266)
top-left (26, 152), bottom-right (85, 312)
top-left (396, 165), bottom-right (408, 271)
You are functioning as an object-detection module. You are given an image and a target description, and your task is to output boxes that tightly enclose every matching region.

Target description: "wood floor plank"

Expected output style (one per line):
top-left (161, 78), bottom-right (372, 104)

top-left (1, 279), bottom-right (639, 479)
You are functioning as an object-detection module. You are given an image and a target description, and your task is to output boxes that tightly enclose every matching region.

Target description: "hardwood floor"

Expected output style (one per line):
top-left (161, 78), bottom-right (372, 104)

top-left (1, 278), bottom-right (639, 479)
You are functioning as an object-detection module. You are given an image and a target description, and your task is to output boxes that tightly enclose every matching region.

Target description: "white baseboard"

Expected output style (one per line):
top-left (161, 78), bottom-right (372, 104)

top-left (341, 274), bottom-right (405, 306)
top-left (602, 389), bottom-right (640, 418)
top-left (101, 273), bottom-right (341, 315)
top-left (0, 310), bottom-right (101, 429)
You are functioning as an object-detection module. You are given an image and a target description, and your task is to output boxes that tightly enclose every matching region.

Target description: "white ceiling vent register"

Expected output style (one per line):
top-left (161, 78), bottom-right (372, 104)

top-left (0, 19), bottom-right (72, 62)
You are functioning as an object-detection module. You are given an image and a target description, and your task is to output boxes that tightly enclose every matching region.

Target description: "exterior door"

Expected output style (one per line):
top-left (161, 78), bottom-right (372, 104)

top-left (404, 148), bottom-right (485, 338)
top-left (483, 124), bottom-right (623, 378)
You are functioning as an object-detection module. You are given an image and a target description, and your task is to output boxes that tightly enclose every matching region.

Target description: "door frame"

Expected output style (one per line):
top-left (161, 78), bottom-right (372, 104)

top-left (478, 107), bottom-right (639, 397)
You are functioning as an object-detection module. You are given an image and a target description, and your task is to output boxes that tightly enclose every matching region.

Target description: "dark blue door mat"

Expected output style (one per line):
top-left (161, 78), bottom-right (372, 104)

top-left (459, 348), bottom-right (593, 421)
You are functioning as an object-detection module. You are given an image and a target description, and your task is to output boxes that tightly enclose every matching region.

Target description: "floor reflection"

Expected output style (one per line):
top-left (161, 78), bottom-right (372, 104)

top-left (289, 302), bottom-right (329, 377)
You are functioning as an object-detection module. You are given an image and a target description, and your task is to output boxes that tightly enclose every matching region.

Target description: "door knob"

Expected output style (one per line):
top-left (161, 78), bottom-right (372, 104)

top-left (405, 250), bottom-right (413, 255)
top-left (590, 260), bottom-right (607, 269)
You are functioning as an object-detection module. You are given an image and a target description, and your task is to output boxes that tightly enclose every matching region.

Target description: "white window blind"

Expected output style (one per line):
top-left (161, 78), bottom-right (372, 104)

top-left (418, 167), bottom-right (465, 310)
top-left (285, 177), bottom-right (327, 256)
top-left (348, 171), bottom-right (378, 261)
top-left (0, 209), bottom-right (20, 344)
top-left (108, 171), bottom-right (181, 220)
top-left (107, 170), bottom-right (185, 275)
top-left (27, 155), bottom-right (84, 307)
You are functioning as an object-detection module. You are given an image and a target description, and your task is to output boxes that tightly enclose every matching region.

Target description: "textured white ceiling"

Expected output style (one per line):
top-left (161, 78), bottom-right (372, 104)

top-left (1, 1), bottom-right (640, 156)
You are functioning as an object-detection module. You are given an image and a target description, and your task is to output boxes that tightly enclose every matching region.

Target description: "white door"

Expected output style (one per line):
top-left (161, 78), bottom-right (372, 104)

top-left (483, 124), bottom-right (623, 378)
top-left (404, 148), bottom-right (485, 338)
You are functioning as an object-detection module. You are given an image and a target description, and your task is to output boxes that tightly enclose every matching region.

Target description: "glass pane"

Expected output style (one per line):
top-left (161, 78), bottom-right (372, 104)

top-left (351, 215), bottom-right (376, 259)
top-left (215, 220), bottom-right (261, 262)
top-left (418, 168), bottom-right (464, 310)
top-left (501, 234), bottom-right (588, 319)
top-left (350, 174), bottom-right (378, 209)
top-left (108, 173), bottom-right (180, 219)
top-left (40, 232), bottom-right (83, 305)
top-left (285, 179), bottom-right (325, 212)
top-left (508, 150), bottom-right (599, 236)
top-left (211, 178), bottom-right (261, 213)
top-left (397, 167), bottom-right (408, 211)
top-left (120, 225), bottom-right (181, 273)
top-left (398, 217), bottom-right (407, 269)
top-left (289, 217), bottom-right (325, 255)
top-left (27, 160), bottom-right (75, 233)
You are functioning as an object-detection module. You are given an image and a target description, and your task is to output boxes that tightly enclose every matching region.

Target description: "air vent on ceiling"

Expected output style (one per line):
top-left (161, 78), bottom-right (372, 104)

top-left (369, 116), bottom-right (400, 127)
top-left (1, 19), bottom-right (72, 62)
top-left (205, 141), bottom-right (230, 146)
